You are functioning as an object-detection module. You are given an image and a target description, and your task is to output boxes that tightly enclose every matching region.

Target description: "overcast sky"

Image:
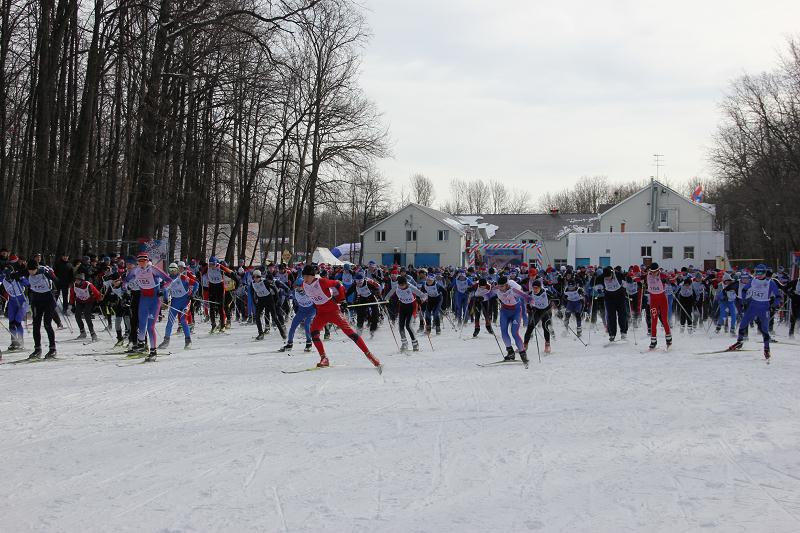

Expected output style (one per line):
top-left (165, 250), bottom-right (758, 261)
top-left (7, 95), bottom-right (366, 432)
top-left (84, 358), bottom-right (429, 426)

top-left (359, 0), bottom-right (800, 201)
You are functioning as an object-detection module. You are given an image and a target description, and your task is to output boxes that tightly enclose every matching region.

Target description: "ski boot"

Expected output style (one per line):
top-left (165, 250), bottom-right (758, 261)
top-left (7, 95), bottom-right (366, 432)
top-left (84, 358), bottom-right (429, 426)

top-left (620, 333), bottom-right (627, 341)
top-left (715, 325), bottom-right (721, 334)
top-left (317, 356), bottom-right (330, 368)
top-left (473, 328), bottom-right (480, 338)
top-left (145, 349), bottom-right (157, 362)
top-left (278, 343), bottom-right (293, 353)
top-left (114, 337), bottom-right (125, 347)
top-left (544, 342), bottom-right (551, 354)
top-left (158, 337), bottom-right (170, 349)
top-left (44, 348), bottom-right (57, 359)
top-left (365, 352), bottom-right (382, 374)
top-left (728, 340), bottom-right (743, 351)
top-left (486, 325), bottom-right (495, 335)
top-left (764, 347), bottom-right (771, 361)
top-left (576, 327), bottom-right (582, 338)
top-left (255, 333), bottom-right (264, 341)
top-left (304, 342), bottom-right (313, 352)
top-left (90, 332), bottom-right (98, 342)
top-left (649, 338), bottom-right (657, 350)
top-left (665, 334), bottom-right (672, 349)
top-left (128, 340), bottom-right (147, 354)
top-left (76, 331), bottom-right (87, 340)
top-left (435, 324), bottom-right (441, 335)
top-left (412, 340), bottom-right (420, 352)
top-left (519, 350), bottom-right (529, 366)
top-left (184, 337), bottom-right (192, 350)
top-left (27, 348), bottom-right (42, 360)
top-left (370, 330), bottom-right (375, 339)
top-left (400, 340), bottom-right (408, 352)
top-left (504, 347), bottom-right (516, 361)
top-left (608, 335), bottom-right (615, 343)
top-left (323, 330), bottom-right (330, 340)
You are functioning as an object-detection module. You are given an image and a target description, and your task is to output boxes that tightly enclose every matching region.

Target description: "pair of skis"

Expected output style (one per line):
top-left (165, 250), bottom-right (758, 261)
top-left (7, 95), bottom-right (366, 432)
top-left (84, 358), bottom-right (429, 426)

top-left (476, 359), bottom-right (529, 369)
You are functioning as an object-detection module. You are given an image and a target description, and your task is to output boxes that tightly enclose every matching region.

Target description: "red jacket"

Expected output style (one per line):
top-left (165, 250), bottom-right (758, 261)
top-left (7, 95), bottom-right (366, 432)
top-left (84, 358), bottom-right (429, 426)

top-left (304, 277), bottom-right (345, 313)
top-left (70, 281), bottom-right (103, 304)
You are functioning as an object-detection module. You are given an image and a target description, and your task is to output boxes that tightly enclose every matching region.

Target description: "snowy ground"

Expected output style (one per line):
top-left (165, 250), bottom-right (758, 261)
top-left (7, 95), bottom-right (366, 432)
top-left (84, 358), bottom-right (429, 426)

top-left (1, 315), bottom-right (800, 533)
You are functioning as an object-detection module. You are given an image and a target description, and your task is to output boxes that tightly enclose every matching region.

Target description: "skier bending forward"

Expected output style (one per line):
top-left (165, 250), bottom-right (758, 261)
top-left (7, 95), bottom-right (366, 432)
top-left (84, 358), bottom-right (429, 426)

top-left (301, 264), bottom-right (382, 373)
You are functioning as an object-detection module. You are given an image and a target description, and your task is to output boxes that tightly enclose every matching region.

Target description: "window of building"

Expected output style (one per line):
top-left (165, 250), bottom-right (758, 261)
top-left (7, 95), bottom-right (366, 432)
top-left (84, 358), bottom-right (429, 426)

top-left (406, 230), bottom-right (417, 242)
top-left (684, 246), bottom-right (695, 259)
top-left (663, 246), bottom-right (673, 259)
top-left (641, 246), bottom-right (652, 257)
top-left (659, 209), bottom-right (669, 225)
top-left (375, 230), bottom-right (386, 242)
top-left (554, 259), bottom-right (567, 269)
top-left (437, 230), bottom-right (449, 241)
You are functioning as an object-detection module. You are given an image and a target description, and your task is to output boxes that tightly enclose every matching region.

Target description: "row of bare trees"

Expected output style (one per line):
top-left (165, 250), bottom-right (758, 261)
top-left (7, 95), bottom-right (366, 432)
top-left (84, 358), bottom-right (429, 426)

top-left (394, 173), bottom-right (533, 214)
top-left (708, 38), bottom-right (800, 266)
top-left (0, 0), bottom-right (388, 263)
top-left (535, 176), bottom-right (647, 214)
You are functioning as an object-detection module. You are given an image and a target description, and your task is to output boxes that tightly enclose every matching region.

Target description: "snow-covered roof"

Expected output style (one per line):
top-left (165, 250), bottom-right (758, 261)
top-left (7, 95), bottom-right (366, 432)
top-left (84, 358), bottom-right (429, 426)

top-left (457, 213), bottom-right (599, 241)
top-left (455, 215), bottom-right (498, 239)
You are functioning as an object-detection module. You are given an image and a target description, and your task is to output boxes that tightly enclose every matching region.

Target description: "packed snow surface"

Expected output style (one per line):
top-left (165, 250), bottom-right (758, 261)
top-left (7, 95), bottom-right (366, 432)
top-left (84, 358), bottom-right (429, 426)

top-left (1, 319), bottom-right (799, 532)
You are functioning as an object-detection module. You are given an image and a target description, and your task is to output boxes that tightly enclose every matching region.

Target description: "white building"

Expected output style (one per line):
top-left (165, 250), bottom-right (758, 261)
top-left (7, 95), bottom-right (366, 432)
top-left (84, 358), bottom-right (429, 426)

top-left (599, 179), bottom-right (716, 233)
top-left (567, 231), bottom-right (726, 271)
top-left (360, 203), bottom-right (467, 267)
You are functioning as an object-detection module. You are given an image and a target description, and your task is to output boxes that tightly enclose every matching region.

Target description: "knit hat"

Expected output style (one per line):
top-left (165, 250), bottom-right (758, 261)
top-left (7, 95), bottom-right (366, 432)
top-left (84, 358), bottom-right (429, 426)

top-left (301, 264), bottom-right (317, 276)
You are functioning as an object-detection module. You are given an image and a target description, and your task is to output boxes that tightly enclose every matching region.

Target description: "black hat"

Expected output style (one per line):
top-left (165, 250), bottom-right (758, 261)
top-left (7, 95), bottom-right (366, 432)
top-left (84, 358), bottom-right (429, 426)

top-left (478, 279), bottom-right (488, 286)
top-left (649, 263), bottom-right (660, 271)
top-left (397, 275), bottom-right (408, 284)
top-left (497, 275), bottom-right (508, 285)
top-left (603, 266), bottom-right (614, 278)
top-left (27, 259), bottom-right (38, 270)
top-left (301, 264), bottom-right (317, 276)
top-left (532, 279), bottom-right (542, 288)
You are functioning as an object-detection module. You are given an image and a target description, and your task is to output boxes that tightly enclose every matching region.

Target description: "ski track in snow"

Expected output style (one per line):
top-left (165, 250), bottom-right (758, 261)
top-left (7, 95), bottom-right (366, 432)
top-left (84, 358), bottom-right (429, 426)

top-left (0, 321), bottom-right (799, 532)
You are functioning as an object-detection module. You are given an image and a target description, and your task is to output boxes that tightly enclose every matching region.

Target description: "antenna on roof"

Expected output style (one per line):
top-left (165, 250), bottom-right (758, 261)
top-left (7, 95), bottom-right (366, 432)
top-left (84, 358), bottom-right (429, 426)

top-left (653, 154), bottom-right (664, 180)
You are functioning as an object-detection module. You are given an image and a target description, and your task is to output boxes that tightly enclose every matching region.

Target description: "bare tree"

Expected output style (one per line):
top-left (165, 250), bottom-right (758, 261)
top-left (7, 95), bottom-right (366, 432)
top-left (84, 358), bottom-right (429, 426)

top-left (408, 172), bottom-right (435, 206)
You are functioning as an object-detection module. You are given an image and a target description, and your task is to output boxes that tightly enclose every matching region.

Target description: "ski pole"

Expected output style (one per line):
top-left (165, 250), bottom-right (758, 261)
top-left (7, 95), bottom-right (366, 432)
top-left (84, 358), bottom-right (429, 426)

top-left (533, 319), bottom-right (542, 364)
top-left (563, 319), bottom-right (588, 347)
top-left (380, 305), bottom-right (400, 351)
top-left (347, 300), bottom-right (389, 308)
top-left (626, 295), bottom-right (638, 346)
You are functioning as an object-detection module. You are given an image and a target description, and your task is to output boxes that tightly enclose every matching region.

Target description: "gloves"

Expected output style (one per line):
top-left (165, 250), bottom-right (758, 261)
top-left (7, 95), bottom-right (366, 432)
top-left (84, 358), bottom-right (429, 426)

top-left (340, 302), bottom-right (348, 312)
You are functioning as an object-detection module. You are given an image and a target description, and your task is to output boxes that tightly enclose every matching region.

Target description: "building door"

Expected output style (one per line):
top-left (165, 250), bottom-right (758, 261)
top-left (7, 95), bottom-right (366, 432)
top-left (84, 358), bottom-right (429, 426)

top-left (575, 257), bottom-right (590, 267)
top-left (414, 253), bottom-right (440, 267)
top-left (599, 256), bottom-right (611, 267)
top-left (382, 253), bottom-right (406, 267)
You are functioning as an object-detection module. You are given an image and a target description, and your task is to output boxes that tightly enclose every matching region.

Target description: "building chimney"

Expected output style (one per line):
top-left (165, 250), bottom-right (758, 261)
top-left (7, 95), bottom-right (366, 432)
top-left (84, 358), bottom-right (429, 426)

top-left (549, 208), bottom-right (559, 216)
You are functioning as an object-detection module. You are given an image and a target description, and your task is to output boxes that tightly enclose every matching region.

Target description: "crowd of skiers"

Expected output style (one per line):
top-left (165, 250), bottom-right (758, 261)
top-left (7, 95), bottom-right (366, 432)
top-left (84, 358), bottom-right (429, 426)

top-left (0, 246), bottom-right (797, 368)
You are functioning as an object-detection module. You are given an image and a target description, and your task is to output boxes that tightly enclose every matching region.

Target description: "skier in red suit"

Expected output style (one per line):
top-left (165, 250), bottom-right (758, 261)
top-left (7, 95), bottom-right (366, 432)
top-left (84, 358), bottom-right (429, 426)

top-left (301, 264), bottom-right (382, 373)
top-left (645, 263), bottom-right (672, 350)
